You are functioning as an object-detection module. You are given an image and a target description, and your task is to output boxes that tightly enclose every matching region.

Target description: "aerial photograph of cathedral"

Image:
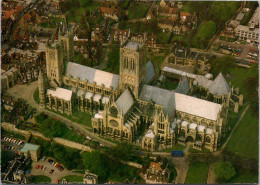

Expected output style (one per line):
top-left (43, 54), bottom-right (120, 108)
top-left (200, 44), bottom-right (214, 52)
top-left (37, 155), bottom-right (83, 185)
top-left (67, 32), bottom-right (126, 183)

top-left (1, 0), bottom-right (259, 184)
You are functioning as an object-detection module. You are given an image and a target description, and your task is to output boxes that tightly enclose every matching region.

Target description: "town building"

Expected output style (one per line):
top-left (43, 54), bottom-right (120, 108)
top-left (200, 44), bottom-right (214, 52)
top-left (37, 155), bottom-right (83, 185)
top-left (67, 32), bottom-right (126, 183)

top-left (143, 162), bottom-right (170, 184)
top-left (19, 143), bottom-right (40, 162)
top-left (83, 170), bottom-right (98, 184)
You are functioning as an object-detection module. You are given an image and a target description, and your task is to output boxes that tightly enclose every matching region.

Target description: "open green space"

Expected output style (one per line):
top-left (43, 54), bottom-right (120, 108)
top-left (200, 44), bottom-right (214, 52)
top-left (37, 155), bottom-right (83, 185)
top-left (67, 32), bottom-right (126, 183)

top-left (228, 168), bottom-right (258, 184)
top-left (29, 175), bottom-right (51, 184)
top-left (191, 21), bottom-right (216, 49)
top-left (161, 77), bottom-right (179, 91)
top-left (189, 147), bottom-right (211, 154)
top-left (163, 144), bottom-right (186, 152)
top-left (33, 88), bottom-right (40, 104)
top-left (128, 2), bottom-right (150, 20)
top-left (35, 113), bottom-right (86, 143)
top-left (185, 162), bottom-right (209, 184)
top-left (48, 108), bottom-right (92, 128)
top-left (225, 106), bottom-right (258, 160)
top-left (62, 175), bottom-right (83, 183)
top-left (148, 54), bottom-right (166, 70)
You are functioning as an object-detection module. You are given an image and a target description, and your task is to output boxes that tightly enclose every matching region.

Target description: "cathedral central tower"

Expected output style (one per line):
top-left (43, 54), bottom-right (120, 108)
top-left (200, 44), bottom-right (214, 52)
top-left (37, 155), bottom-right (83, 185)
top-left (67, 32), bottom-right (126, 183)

top-left (119, 41), bottom-right (146, 98)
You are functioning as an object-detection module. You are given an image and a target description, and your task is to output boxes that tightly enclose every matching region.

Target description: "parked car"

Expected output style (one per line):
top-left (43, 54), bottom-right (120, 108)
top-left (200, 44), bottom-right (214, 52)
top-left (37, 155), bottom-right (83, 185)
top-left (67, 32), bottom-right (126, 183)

top-left (42, 156), bottom-right (46, 161)
top-left (49, 169), bottom-right (54, 174)
top-left (3, 145), bottom-right (6, 149)
top-left (43, 166), bottom-right (46, 171)
top-left (54, 163), bottom-right (59, 167)
top-left (36, 165), bottom-right (40, 169)
top-left (48, 159), bottom-right (54, 164)
top-left (11, 146), bottom-right (14, 150)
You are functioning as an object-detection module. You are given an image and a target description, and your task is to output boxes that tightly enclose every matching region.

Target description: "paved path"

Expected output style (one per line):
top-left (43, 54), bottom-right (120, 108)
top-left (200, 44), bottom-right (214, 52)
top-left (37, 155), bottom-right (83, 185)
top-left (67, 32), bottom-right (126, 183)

top-left (207, 163), bottom-right (217, 184)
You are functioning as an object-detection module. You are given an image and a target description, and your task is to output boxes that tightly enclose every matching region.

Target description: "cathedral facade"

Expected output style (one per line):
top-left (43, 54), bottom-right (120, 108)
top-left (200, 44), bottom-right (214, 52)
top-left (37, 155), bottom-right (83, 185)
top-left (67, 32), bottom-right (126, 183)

top-left (39, 28), bottom-right (229, 152)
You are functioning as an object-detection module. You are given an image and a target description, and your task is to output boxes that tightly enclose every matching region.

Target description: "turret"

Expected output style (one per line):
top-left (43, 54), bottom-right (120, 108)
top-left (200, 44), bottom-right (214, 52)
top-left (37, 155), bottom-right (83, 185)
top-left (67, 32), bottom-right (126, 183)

top-left (38, 70), bottom-right (45, 107)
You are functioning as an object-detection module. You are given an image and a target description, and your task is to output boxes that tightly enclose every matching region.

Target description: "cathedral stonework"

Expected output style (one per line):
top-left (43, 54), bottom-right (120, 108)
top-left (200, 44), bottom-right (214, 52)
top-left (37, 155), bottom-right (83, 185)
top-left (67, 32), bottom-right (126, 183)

top-left (39, 29), bottom-right (231, 152)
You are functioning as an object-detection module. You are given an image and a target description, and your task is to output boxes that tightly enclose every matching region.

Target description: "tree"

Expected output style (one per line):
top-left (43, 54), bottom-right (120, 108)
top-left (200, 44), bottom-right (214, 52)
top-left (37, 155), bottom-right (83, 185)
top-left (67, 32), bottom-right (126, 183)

top-left (39, 118), bottom-right (66, 138)
top-left (209, 56), bottom-right (236, 77)
top-left (82, 151), bottom-right (108, 180)
top-left (213, 161), bottom-right (236, 182)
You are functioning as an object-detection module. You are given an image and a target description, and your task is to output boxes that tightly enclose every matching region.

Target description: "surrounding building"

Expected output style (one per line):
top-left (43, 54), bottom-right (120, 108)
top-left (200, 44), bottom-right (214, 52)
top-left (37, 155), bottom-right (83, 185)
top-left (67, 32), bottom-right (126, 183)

top-left (143, 162), bottom-right (170, 184)
top-left (19, 143), bottom-right (40, 162)
top-left (83, 170), bottom-right (98, 184)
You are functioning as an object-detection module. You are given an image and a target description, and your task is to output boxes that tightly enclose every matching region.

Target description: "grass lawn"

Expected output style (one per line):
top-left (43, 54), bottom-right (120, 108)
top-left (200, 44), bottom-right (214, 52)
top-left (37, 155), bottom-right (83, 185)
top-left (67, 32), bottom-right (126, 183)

top-left (50, 108), bottom-right (92, 128)
top-left (33, 88), bottom-right (40, 104)
top-left (29, 175), bottom-right (51, 184)
top-left (161, 78), bottom-right (179, 91)
top-left (163, 144), bottom-right (186, 152)
top-left (185, 162), bottom-right (209, 184)
top-left (148, 54), bottom-right (166, 70)
top-left (224, 107), bottom-right (259, 160)
top-left (128, 2), bottom-right (150, 20)
top-left (62, 175), bottom-right (83, 183)
top-left (229, 168), bottom-right (258, 184)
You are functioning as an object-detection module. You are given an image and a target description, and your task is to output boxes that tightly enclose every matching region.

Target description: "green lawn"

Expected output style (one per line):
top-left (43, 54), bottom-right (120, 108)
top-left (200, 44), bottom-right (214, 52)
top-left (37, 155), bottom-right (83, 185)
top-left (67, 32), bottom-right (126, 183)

top-left (163, 144), bottom-right (186, 152)
top-left (128, 2), bottom-right (150, 20)
top-left (225, 107), bottom-right (259, 160)
top-left (62, 175), bottom-right (83, 183)
top-left (161, 78), bottom-right (179, 91)
top-left (49, 108), bottom-right (92, 128)
top-left (229, 168), bottom-right (258, 184)
top-left (148, 54), bottom-right (166, 70)
top-left (33, 88), bottom-right (40, 104)
top-left (185, 162), bottom-right (209, 184)
top-left (29, 175), bottom-right (51, 184)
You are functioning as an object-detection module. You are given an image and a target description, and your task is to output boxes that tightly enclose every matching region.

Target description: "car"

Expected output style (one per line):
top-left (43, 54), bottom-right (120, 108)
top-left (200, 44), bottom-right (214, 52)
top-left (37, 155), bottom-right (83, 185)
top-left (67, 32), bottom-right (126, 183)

top-left (48, 159), bottom-right (54, 164)
top-left (11, 146), bottom-right (14, 150)
top-left (54, 163), bottom-right (59, 167)
top-left (36, 165), bottom-right (40, 169)
top-left (3, 137), bottom-right (7, 141)
top-left (49, 169), bottom-right (54, 174)
top-left (43, 166), bottom-right (46, 171)
top-left (42, 156), bottom-right (46, 161)
top-left (8, 146), bottom-right (12, 150)
top-left (11, 139), bottom-right (14, 143)
top-left (3, 145), bottom-right (6, 149)
top-left (58, 166), bottom-right (64, 171)
top-left (40, 165), bottom-right (44, 170)
top-left (13, 139), bottom-right (16, 144)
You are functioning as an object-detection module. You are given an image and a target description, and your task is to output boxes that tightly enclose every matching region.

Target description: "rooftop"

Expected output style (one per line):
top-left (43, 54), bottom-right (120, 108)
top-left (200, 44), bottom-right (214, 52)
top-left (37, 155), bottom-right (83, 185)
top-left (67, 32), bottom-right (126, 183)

top-left (124, 41), bottom-right (144, 51)
top-left (115, 88), bottom-right (135, 115)
top-left (20, 143), bottom-right (39, 153)
top-left (47, 87), bottom-right (72, 101)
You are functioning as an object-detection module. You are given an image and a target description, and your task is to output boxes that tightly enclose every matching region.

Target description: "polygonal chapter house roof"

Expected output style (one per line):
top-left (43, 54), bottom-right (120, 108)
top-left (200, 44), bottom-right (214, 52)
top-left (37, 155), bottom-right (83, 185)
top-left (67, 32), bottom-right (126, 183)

top-left (65, 62), bottom-right (119, 90)
top-left (115, 88), bottom-right (135, 115)
top-left (208, 72), bottom-right (231, 96)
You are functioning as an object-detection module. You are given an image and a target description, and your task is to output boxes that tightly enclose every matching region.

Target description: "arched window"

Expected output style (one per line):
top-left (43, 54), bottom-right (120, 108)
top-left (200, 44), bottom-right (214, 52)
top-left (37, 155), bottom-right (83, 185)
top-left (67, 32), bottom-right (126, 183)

top-left (205, 136), bottom-right (211, 143)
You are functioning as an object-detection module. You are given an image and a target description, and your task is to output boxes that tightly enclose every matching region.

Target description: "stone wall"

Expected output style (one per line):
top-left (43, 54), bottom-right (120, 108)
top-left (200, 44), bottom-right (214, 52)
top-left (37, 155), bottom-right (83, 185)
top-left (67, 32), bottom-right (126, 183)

top-left (1, 122), bottom-right (92, 152)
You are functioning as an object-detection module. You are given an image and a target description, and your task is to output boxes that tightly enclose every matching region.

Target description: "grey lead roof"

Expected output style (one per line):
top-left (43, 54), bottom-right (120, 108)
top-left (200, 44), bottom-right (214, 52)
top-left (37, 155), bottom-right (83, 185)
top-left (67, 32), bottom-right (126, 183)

top-left (115, 88), bottom-right (135, 115)
top-left (145, 61), bottom-right (156, 84)
top-left (65, 62), bottom-right (119, 90)
top-left (175, 76), bottom-right (190, 95)
top-left (139, 85), bottom-right (176, 119)
top-left (124, 41), bottom-right (143, 51)
top-left (209, 72), bottom-right (231, 96)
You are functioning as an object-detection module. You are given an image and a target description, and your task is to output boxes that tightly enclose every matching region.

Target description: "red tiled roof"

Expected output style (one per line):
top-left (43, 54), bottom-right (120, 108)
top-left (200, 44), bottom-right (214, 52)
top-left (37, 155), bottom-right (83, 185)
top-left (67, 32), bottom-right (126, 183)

top-left (180, 12), bottom-right (191, 17)
top-left (149, 162), bottom-right (162, 170)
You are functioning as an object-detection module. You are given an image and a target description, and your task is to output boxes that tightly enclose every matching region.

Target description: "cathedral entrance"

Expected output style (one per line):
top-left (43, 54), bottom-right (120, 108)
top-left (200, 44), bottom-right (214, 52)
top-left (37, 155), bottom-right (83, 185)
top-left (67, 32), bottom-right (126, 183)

top-left (186, 136), bottom-right (194, 143)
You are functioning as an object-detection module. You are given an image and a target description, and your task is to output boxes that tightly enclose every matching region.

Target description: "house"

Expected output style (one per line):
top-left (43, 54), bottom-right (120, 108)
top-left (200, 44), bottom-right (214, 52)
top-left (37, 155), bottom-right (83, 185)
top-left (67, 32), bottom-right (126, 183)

top-left (114, 29), bottom-right (130, 43)
top-left (19, 143), bottom-right (40, 162)
top-left (143, 162), bottom-right (170, 184)
top-left (180, 12), bottom-right (191, 23)
top-left (99, 7), bottom-right (120, 21)
top-left (158, 18), bottom-right (175, 32)
top-left (83, 170), bottom-right (98, 184)
top-left (157, 6), bottom-right (178, 18)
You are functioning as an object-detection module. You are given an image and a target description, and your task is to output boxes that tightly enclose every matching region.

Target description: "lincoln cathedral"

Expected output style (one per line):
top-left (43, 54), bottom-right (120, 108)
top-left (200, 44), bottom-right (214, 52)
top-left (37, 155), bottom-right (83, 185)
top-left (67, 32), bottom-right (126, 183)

top-left (38, 26), bottom-right (243, 152)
